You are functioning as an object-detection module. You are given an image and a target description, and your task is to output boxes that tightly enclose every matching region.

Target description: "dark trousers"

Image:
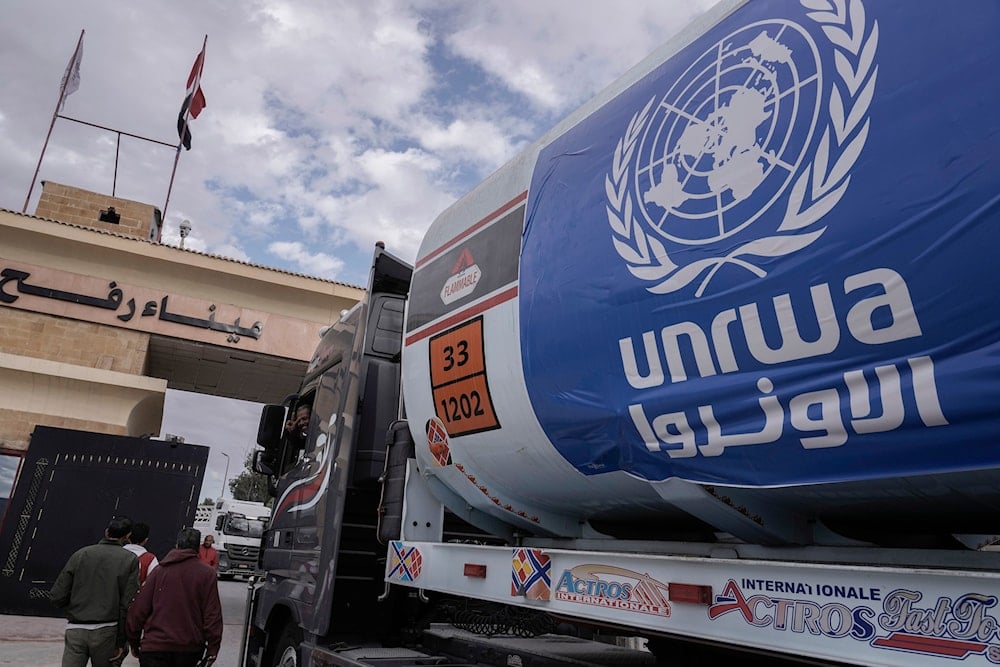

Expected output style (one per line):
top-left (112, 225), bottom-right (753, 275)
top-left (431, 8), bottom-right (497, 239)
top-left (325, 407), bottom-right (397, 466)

top-left (138, 651), bottom-right (203, 667)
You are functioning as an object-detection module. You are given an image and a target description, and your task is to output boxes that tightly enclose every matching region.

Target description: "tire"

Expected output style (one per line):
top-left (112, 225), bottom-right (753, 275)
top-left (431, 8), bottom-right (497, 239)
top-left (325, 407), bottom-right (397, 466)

top-left (272, 624), bottom-right (302, 667)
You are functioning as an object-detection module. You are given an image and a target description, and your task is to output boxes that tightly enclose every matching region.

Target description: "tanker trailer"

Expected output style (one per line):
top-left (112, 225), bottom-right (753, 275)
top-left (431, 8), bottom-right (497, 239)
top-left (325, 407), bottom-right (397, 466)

top-left (246, 2), bottom-right (1000, 666)
top-left (400, 0), bottom-right (1000, 548)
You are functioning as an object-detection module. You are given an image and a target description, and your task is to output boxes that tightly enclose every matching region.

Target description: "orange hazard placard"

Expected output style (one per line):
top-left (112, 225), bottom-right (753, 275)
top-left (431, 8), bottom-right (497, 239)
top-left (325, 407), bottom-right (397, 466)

top-left (429, 317), bottom-right (500, 436)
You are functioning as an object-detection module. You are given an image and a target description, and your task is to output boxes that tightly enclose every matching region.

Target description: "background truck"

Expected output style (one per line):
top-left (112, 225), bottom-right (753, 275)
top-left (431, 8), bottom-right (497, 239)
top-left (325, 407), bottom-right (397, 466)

top-left (194, 498), bottom-right (270, 579)
top-left (243, 1), bottom-right (1000, 665)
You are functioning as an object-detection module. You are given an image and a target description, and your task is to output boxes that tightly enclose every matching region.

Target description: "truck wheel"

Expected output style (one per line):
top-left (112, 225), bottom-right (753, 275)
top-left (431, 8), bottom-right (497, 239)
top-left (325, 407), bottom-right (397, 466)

top-left (273, 624), bottom-right (302, 667)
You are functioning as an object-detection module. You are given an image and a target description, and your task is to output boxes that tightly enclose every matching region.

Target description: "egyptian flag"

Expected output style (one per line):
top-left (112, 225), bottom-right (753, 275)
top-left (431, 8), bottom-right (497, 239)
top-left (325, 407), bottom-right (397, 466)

top-left (177, 44), bottom-right (207, 150)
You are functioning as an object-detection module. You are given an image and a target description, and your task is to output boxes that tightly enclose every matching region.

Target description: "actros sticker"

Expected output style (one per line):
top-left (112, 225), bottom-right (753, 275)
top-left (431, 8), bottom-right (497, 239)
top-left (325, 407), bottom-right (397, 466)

top-left (710, 579), bottom-right (1000, 663)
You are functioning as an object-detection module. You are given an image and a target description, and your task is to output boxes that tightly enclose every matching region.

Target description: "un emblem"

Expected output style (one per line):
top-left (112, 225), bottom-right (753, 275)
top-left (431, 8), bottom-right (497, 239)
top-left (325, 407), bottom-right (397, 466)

top-left (608, 0), bottom-right (877, 295)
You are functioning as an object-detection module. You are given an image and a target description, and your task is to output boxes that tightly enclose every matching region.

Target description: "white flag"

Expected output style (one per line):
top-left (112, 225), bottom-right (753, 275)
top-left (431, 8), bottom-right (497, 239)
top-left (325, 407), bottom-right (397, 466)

top-left (59, 35), bottom-right (83, 112)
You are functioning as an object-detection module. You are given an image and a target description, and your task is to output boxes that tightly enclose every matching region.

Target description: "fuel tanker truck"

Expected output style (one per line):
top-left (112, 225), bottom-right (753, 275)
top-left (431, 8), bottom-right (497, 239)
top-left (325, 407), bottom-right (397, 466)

top-left (242, 1), bottom-right (1000, 665)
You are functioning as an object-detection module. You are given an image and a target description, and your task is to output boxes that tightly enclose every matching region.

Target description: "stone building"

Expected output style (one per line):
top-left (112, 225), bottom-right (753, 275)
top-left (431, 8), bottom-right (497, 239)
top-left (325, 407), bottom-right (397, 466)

top-left (0, 181), bottom-right (363, 498)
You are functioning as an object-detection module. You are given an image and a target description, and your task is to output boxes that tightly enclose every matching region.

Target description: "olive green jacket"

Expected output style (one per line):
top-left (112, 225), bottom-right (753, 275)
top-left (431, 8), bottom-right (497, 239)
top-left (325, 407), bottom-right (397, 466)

top-left (50, 537), bottom-right (139, 646)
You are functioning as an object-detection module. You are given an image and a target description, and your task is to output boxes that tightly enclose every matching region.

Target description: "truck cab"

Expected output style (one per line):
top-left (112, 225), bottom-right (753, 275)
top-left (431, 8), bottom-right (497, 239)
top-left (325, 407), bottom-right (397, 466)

top-left (246, 244), bottom-right (414, 665)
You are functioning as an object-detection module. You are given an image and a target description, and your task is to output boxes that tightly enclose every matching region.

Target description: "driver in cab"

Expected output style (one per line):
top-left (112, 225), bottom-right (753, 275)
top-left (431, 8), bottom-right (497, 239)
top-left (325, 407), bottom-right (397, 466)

top-left (284, 402), bottom-right (311, 449)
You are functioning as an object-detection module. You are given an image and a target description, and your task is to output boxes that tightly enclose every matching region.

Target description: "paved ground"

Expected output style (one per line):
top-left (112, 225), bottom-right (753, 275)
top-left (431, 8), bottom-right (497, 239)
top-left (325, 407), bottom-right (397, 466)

top-left (0, 579), bottom-right (251, 667)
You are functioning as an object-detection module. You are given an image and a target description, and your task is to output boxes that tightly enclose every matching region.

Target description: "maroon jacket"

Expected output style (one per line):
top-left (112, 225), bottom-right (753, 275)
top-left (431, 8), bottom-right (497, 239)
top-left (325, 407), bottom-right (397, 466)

top-left (126, 548), bottom-right (223, 657)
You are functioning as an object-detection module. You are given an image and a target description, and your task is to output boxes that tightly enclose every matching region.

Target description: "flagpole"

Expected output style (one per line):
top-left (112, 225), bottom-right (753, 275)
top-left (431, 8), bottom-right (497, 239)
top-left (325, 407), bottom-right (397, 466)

top-left (24, 29), bottom-right (84, 213)
top-left (162, 145), bottom-right (184, 232)
top-left (162, 34), bottom-right (207, 235)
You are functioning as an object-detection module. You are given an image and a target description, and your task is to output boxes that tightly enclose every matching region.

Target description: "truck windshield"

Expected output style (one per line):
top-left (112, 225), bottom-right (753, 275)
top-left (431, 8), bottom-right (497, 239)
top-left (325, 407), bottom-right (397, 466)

top-left (224, 513), bottom-right (267, 538)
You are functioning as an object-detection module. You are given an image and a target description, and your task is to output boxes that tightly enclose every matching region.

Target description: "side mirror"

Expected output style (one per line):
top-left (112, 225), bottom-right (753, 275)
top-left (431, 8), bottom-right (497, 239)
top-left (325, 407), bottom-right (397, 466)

top-left (257, 404), bottom-right (286, 449)
top-left (215, 516), bottom-right (224, 531)
top-left (252, 450), bottom-right (275, 476)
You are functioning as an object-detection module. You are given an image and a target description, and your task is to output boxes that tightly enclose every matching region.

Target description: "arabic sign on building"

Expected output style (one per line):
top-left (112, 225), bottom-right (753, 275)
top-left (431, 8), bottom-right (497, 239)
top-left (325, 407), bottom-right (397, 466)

top-left (0, 258), bottom-right (318, 361)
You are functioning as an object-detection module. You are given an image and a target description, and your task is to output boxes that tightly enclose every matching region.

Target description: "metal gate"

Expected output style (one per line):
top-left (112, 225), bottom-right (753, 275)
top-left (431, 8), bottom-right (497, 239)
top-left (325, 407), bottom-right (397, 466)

top-left (0, 426), bottom-right (208, 616)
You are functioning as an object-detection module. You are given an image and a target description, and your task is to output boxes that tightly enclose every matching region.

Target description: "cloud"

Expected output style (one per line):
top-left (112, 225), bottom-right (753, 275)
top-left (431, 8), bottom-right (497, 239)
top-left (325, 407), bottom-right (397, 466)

top-left (416, 117), bottom-right (519, 168)
top-left (267, 241), bottom-right (346, 278)
top-left (443, 0), bottom-right (717, 111)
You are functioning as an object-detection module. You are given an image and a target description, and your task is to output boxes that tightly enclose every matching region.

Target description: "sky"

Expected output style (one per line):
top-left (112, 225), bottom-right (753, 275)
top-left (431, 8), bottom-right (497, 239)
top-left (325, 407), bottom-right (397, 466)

top-left (162, 390), bottom-right (263, 503)
top-left (0, 0), bottom-right (717, 503)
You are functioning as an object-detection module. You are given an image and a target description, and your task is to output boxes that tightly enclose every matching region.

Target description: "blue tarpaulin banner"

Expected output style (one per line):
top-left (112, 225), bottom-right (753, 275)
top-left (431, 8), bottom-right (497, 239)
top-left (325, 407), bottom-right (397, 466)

top-left (521, 0), bottom-right (1000, 486)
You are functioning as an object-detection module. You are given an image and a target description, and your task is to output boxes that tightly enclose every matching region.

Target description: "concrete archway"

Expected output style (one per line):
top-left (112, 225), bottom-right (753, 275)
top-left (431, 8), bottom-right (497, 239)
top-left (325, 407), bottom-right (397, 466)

top-left (0, 182), bottom-right (364, 452)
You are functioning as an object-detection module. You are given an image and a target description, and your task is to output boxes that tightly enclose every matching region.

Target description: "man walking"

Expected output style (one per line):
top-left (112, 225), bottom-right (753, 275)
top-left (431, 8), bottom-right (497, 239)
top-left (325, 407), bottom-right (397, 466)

top-left (50, 515), bottom-right (140, 667)
top-left (123, 522), bottom-right (158, 586)
top-left (127, 527), bottom-right (223, 667)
